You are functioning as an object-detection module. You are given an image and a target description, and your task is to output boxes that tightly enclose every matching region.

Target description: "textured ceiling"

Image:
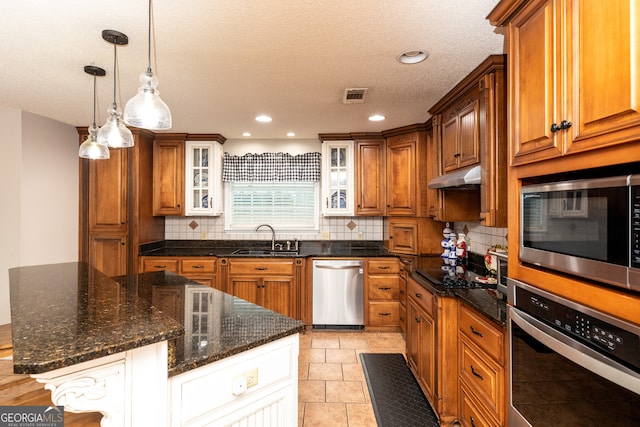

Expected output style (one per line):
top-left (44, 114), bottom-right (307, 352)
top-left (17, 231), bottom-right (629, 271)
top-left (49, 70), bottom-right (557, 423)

top-left (0, 1), bottom-right (504, 140)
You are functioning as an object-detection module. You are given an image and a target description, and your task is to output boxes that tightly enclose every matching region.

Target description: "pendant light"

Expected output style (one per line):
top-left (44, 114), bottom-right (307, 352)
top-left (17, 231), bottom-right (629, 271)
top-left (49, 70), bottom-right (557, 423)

top-left (97, 30), bottom-right (134, 148)
top-left (123, 0), bottom-right (172, 130)
top-left (78, 66), bottom-right (110, 160)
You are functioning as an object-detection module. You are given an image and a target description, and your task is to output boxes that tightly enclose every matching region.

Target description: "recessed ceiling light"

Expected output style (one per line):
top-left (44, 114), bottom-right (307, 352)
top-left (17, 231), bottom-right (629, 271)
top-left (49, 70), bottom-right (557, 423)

top-left (397, 50), bottom-right (429, 64)
top-left (287, 132), bottom-right (295, 137)
top-left (242, 132), bottom-right (251, 137)
top-left (369, 115), bottom-right (386, 122)
top-left (255, 115), bottom-right (272, 122)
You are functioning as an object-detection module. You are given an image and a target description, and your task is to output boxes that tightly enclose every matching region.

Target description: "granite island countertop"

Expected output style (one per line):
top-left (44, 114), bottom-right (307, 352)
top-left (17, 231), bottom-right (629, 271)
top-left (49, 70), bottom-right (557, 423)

top-left (9, 262), bottom-right (304, 377)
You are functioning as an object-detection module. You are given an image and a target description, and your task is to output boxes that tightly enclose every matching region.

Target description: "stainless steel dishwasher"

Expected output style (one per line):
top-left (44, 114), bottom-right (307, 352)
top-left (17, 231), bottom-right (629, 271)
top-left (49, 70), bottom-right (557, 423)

top-left (312, 259), bottom-right (364, 329)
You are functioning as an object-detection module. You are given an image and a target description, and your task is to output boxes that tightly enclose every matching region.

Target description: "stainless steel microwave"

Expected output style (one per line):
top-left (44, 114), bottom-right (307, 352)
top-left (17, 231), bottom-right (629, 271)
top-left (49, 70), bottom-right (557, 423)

top-left (520, 175), bottom-right (640, 292)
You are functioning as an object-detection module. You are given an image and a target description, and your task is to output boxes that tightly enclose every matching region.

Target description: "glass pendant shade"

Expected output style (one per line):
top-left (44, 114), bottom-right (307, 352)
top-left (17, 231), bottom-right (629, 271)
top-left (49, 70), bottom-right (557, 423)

top-left (79, 65), bottom-right (109, 160)
top-left (124, 69), bottom-right (172, 130)
top-left (79, 125), bottom-right (110, 160)
top-left (98, 104), bottom-right (134, 148)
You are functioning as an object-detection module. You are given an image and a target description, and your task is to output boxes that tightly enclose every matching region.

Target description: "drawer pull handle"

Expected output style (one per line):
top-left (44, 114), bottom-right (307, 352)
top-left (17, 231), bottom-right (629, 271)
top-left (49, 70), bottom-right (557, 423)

top-left (192, 265), bottom-right (204, 269)
top-left (378, 312), bottom-right (391, 316)
top-left (470, 365), bottom-right (484, 380)
top-left (415, 293), bottom-right (422, 298)
top-left (415, 316), bottom-right (420, 323)
top-left (470, 326), bottom-right (484, 337)
top-left (470, 416), bottom-right (477, 427)
top-left (154, 265), bottom-right (167, 269)
top-left (256, 267), bottom-right (267, 271)
top-left (377, 266), bottom-right (390, 270)
top-left (378, 287), bottom-right (391, 291)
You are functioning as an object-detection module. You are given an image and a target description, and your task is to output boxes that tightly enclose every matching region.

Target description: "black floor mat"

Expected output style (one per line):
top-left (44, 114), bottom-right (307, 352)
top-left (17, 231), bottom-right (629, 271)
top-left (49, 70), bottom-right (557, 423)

top-left (360, 353), bottom-right (439, 427)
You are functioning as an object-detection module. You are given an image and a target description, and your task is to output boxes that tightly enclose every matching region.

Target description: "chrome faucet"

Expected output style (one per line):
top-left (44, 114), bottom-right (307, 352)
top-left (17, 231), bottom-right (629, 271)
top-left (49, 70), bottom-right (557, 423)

top-left (254, 224), bottom-right (276, 250)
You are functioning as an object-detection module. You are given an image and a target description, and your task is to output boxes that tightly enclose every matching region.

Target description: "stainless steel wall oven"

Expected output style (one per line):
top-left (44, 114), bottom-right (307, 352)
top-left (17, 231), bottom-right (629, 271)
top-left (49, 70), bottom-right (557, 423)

top-left (507, 278), bottom-right (640, 426)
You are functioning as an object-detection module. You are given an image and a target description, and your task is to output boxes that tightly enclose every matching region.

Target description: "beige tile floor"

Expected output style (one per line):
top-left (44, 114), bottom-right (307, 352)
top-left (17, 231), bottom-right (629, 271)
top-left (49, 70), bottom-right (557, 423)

top-left (298, 329), bottom-right (407, 427)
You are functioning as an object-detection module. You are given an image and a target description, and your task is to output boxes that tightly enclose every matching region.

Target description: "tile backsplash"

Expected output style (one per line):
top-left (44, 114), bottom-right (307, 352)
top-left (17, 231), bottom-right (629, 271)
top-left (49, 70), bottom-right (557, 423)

top-left (165, 215), bottom-right (384, 241)
top-left (165, 216), bottom-right (506, 254)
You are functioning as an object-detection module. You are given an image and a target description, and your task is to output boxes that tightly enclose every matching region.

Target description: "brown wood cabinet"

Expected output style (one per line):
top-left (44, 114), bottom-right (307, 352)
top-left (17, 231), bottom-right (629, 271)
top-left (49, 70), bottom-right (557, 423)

top-left (153, 134), bottom-right (185, 216)
top-left (140, 256), bottom-right (219, 289)
top-left (354, 135), bottom-right (386, 216)
top-left (222, 258), bottom-right (301, 319)
top-left (457, 303), bottom-right (505, 427)
top-left (79, 128), bottom-right (165, 277)
top-left (429, 55), bottom-right (507, 226)
top-left (406, 276), bottom-right (459, 426)
top-left (387, 217), bottom-right (444, 255)
top-left (490, 0), bottom-right (640, 166)
top-left (365, 258), bottom-right (401, 329)
top-left (384, 125), bottom-right (435, 217)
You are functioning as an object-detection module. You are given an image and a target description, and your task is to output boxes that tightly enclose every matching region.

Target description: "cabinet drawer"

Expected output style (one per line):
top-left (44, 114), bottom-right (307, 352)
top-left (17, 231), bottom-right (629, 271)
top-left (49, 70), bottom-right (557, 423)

top-left (367, 259), bottom-right (400, 274)
top-left (181, 258), bottom-right (216, 274)
top-left (459, 382), bottom-right (500, 427)
top-left (142, 258), bottom-right (179, 273)
top-left (367, 302), bottom-right (400, 326)
top-left (228, 259), bottom-right (294, 275)
top-left (459, 304), bottom-right (504, 363)
top-left (459, 337), bottom-right (503, 420)
top-left (407, 277), bottom-right (434, 316)
top-left (368, 276), bottom-right (400, 300)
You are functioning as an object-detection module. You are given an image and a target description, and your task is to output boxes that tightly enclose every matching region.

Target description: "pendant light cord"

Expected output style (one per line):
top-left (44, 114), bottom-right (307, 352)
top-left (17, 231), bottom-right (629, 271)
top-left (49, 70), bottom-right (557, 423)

top-left (147, 0), bottom-right (152, 74)
top-left (92, 75), bottom-right (97, 128)
top-left (112, 42), bottom-right (118, 107)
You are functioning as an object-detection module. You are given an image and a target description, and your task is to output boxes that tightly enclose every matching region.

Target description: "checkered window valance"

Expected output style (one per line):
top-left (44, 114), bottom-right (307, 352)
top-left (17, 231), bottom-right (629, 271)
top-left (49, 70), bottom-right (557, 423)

top-left (222, 152), bottom-right (322, 182)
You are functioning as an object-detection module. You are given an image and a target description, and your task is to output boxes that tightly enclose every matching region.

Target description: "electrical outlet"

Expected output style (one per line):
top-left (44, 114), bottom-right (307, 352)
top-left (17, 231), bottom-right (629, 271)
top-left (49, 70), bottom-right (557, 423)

top-left (243, 368), bottom-right (258, 388)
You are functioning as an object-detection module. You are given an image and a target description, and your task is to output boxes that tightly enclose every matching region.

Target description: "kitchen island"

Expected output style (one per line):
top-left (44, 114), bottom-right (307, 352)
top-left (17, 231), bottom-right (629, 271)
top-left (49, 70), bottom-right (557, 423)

top-left (8, 262), bottom-right (304, 426)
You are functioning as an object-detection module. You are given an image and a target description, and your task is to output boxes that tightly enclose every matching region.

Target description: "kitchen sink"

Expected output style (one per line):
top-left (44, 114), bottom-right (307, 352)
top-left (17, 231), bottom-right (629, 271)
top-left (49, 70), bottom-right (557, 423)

top-left (230, 249), bottom-right (299, 257)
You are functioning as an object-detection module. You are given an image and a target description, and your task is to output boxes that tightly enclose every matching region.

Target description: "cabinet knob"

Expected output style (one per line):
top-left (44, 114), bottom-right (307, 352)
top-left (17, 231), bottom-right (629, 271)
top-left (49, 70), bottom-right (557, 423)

top-left (120, 220), bottom-right (125, 225)
top-left (453, 152), bottom-right (461, 158)
top-left (415, 293), bottom-right (422, 298)
top-left (120, 241), bottom-right (125, 246)
top-left (550, 120), bottom-right (572, 132)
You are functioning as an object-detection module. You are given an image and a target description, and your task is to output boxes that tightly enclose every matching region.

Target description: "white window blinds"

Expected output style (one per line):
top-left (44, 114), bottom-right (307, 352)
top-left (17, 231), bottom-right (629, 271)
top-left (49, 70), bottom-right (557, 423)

top-left (225, 182), bottom-right (318, 230)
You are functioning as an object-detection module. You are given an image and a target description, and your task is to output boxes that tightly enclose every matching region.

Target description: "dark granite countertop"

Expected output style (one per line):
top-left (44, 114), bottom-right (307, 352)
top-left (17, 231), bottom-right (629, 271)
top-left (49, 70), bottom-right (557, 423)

top-left (409, 254), bottom-right (507, 327)
top-left (139, 239), bottom-right (390, 258)
top-left (112, 271), bottom-right (305, 376)
top-left (9, 262), bottom-right (183, 374)
top-left (9, 262), bottom-right (304, 377)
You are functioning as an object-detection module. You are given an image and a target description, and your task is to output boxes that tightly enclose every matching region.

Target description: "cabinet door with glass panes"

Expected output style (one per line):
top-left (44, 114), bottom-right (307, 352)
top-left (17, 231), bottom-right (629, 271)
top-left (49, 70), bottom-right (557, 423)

top-left (322, 140), bottom-right (355, 216)
top-left (185, 141), bottom-right (223, 216)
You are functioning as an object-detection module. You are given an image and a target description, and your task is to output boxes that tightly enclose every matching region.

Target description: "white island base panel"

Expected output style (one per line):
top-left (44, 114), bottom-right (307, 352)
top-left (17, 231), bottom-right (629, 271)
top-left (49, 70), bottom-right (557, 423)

top-left (32, 341), bottom-right (169, 427)
top-left (169, 334), bottom-right (300, 427)
top-left (30, 334), bottom-right (300, 427)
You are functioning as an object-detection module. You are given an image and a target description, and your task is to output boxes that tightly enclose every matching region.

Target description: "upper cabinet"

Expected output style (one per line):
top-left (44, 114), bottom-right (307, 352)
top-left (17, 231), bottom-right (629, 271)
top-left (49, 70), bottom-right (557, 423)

top-left (429, 55), bottom-right (508, 226)
top-left (185, 139), bottom-right (224, 216)
top-left (354, 134), bottom-right (386, 216)
top-left (441, 99), bottom-right (480, 172)
top-left (384, 125), bottom-right (433, 217)
top-left (152, 133), bottom-right (225, 217)
top-left (321, 140), bottom-right (355, 216)
top-left (489, 0), bottom-right (640, 166)
top-left (153, 134), bottom-right (186, 216)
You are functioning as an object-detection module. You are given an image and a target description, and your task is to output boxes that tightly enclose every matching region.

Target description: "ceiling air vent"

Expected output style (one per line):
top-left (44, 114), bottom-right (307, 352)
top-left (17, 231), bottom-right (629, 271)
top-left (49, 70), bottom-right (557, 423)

top-left (343, 88), bottom-right (368, 104)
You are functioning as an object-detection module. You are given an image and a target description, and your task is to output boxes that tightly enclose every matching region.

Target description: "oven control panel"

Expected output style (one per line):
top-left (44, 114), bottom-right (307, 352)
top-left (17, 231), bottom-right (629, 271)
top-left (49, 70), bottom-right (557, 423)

top-left (516, 287), bottom-right (640, 370)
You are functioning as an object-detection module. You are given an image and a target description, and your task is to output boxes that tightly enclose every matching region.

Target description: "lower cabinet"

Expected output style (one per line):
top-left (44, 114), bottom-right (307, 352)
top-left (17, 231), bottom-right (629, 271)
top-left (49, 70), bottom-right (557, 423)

top-left (406, 276), bottom-right (459, 426)
top-left (89, 234), bottom-right (127, 277)
top-left (457, 303), bottom-right (505, 427)
top-left (140, 256), bottom-right (219, 290)
top-left (169, 334), bottom-right (299, 427)
top-left (365, 258), bottom-right (401, 329)
top-left (223, 258), bottom-right (302, 319)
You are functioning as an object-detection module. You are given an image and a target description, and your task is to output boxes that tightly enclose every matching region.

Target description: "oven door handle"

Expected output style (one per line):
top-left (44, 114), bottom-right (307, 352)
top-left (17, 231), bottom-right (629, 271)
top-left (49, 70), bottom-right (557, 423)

top-left (509, 306), bottom-right (640, 394)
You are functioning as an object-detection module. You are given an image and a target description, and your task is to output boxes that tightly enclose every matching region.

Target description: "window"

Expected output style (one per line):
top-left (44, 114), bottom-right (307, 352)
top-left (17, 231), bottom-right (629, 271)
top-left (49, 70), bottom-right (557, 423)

top-left (225, 181), bottom-right (319, 231)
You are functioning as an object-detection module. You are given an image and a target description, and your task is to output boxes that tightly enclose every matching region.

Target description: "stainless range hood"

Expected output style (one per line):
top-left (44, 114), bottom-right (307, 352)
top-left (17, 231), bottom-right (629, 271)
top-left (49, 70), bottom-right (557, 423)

top-left (427, 165), bottom-right (481, 189)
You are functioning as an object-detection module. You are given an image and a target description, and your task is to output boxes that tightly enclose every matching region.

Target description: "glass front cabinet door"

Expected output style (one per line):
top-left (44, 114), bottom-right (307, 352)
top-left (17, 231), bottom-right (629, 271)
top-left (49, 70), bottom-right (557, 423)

top-left (185, 140), bottom-right (223, 216)
top-left (322, 140), bottom-right (355, 216)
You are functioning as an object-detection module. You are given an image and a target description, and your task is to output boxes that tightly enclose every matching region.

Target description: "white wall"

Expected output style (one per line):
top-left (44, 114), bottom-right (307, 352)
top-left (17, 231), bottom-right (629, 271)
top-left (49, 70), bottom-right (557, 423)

top-left (0, 109), bottom-right (79, 325)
